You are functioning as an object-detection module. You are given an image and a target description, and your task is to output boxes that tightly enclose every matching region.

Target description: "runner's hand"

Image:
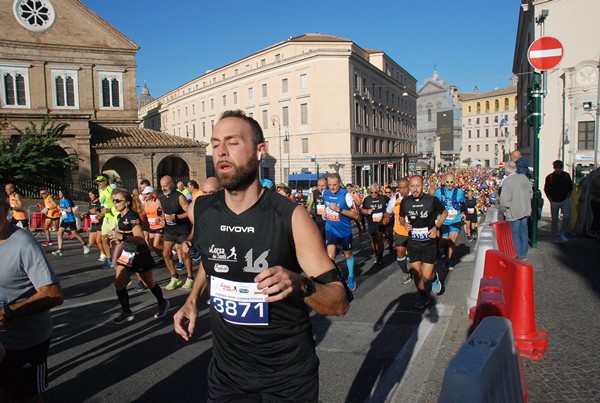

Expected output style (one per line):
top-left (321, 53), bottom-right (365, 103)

top-left (255, 266), bottom-right (303, 303)
top-left (173, 301), bottom-right (198, 341)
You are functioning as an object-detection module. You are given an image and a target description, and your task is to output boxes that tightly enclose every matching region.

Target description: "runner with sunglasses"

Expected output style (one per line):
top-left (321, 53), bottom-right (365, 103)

top-left (434, 173), bottom-right (466, 271)
top-left (108, 188), bottom-right (169, 324)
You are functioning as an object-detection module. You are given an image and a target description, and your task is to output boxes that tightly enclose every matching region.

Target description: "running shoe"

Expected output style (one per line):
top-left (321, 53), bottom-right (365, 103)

top-left (431, 273), bottom-right (442, 295)
top-left (182, 278), bottom-right (194, 290)
top-left (414, 294), bottom-right (430, 309)
top-left (400, 272), bottom-right (412, 284)
top-left (102, 259), bottom-right (112, 268)
top-left (98, 253), bottom-right (107, 262)
top-left (176, 261), bottom-right (185, 271)
top-left (83, 244), bottom-right (90, 254)
top-left (41, 240), bottom-right (53, 247)
top-left (154, 300), bottom-right (170, 318)
top-left (347, 276), bottom-right (356, 291)
top-left (193, 251), bottom-right (202, 262)
top-left (135, 282), bottom-right (147, 292)
top-left (559, 233), bottom-right (569, 242)
top-left (467, 235), bottom-right (473, 242)
top-left (112, 311), bottom-right (134, 324)
top-left (52, 250), bottom-right (63, 257)
top-left (165, 277), bottom-right (183, 291)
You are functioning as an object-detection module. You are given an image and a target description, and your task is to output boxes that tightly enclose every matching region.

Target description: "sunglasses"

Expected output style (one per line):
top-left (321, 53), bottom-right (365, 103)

top-left (385, 192), bottom-right (392, 195)
top-left (112, 198), bottom-right (125, 203)
top-left (370, 191), bottom-right (379, 194)
top-left (445, 180), bottom-right (455, 184)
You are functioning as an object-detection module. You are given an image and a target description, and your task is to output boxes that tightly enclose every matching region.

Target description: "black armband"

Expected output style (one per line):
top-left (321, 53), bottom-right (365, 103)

top-left (312, 268), bottom-right (344, 284)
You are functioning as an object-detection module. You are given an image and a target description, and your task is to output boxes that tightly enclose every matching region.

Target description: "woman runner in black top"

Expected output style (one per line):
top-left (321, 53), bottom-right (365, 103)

top-left (108, 188), bottom-right (169, 324)
top-left (83, 188), bottom-right (103, 258)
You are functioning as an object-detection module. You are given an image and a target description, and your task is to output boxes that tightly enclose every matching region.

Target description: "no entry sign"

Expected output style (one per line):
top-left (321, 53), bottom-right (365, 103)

top-left (387, 162), bottom-right (393, 169)
top-left (528, 36), bottom-right (564, 71)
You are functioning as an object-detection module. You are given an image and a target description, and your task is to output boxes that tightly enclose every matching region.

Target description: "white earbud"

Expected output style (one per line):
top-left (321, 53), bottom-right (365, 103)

top-left (257, 151), bottom-right (262, 161)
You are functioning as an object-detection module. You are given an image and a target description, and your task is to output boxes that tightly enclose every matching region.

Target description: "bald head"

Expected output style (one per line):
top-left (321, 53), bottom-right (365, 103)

top-left (201, 177), bottom-right (221, 195)
top-left (510, 150), bottom-right (521, 162)
top-left (160, 175), bottom-right (175, 196)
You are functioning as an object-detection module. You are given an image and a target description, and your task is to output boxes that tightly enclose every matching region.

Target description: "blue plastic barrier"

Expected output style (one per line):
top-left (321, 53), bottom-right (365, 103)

top-left (438, 316), bottom-right (526, 403)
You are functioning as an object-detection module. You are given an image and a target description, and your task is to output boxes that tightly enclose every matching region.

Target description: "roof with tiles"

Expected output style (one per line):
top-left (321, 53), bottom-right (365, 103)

top-left (289, 33), bottom-right (351, 42)
top-left (91, 125), bottom-right (204, 149)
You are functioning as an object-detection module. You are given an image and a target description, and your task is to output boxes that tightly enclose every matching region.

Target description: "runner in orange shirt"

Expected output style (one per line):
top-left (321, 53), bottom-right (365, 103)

top-left (5, 184), bottom-right (29, 232)
top-left (37, 188), bottom-right (60, 246)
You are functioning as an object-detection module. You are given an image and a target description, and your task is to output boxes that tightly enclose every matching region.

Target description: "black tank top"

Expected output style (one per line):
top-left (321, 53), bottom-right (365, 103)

top-left (192, 188), bottom-right (317, 382)
top-left (159, 192), bottom-right (191, 231)
top-left (311, 189), bottom-right (326, 225)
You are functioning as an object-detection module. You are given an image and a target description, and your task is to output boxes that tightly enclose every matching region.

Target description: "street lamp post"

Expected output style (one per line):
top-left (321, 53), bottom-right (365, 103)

top-left (272, 115), bottom-right (282, 183)
top-left (284, 128), bottom-right (290, 180)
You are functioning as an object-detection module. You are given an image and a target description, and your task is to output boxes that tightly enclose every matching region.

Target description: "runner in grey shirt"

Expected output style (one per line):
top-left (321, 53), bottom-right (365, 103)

top-left (0, 188), bottom-right (64, 402)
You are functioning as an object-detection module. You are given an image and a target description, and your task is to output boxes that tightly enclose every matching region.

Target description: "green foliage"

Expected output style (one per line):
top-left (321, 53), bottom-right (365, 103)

top-left (463, 157), bottom-right (472, 165)
top-left (0, 117), bottom-right (79, 185)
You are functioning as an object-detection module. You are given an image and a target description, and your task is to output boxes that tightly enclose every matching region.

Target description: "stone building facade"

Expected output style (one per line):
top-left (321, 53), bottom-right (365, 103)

top-left (0, 0), bottom-right (206, 187)
top-left (139, 34), bottom-right (417, 187)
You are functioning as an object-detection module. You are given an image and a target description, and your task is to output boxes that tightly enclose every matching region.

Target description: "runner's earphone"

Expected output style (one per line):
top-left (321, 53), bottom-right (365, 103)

top-left (257, 151), bottom-right (262, 161)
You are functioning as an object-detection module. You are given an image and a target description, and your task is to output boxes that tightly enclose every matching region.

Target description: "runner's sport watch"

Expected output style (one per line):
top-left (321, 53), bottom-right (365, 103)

top-left (301, 277), bottom-right (315, 298)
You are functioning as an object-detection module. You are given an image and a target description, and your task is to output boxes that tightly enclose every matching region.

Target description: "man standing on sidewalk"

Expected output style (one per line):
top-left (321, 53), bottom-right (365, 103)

top-left (543, 160), bottom-right (573, 242)
top-left (499, 161), bottom-right (533, 260)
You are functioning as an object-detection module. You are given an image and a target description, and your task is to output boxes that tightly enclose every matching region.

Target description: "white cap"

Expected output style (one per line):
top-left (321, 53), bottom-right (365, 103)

top-left (142, 186), bottom-right (155, 194)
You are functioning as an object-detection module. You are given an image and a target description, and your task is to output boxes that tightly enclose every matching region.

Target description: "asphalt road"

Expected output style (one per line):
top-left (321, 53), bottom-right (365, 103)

top-left (40, 228), bottom-right (474, 403)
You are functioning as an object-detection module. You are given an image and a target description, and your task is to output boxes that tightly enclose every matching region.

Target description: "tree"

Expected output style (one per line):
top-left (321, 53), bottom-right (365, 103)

top-left (0, 118), bottom-right (79, 185)
top-left (462, 158), bottom-right (472, 165)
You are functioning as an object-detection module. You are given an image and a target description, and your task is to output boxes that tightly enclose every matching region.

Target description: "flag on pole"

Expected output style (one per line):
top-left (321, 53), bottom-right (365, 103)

top-left (499, 117), bottom-right (505, 128)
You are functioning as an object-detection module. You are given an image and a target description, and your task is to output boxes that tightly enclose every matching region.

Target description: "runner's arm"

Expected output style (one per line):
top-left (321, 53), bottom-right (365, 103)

top-left (174, 262), bottom-right (207, 341)
top-left (177, 194), bottom-right (190, 220)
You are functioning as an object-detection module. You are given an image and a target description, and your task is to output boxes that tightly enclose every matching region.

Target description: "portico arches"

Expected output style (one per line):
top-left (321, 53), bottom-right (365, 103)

top-left (156, 155), bottom-right (190, 183)
top-left (101, 157), bottom-right (138, 189)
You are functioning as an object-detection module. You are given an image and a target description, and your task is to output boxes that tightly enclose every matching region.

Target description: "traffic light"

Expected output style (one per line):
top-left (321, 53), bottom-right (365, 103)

top-left (527, 72), bottom-right (542, 129)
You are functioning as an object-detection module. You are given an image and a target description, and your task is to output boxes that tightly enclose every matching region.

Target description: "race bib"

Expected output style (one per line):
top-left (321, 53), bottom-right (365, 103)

top-left (467, 208), bottom-right (475, 215)
top-left (148, 217), bottom-right (159, 225)
top-left (447, 209), bottom-right (458, 220)
top-left (316, 204), bottom-right (325, 215)
top-left (411, 227), bottom-right (430, 241)
top-left (372, 212), bottom-right (383, 223)
top-left (326, 208), bottom-right (340, 221)
top-left (117, 250), bottom-right (135, 266)
top-left (210, 276), bottom-right (269, 326)
top-left (90, 214), bottom-right (99, 224)
top-left (61, 210), bottom-right (67, 219)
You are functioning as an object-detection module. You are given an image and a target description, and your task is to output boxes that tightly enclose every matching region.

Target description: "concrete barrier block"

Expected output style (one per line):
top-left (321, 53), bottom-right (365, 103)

top-left (439, 316), bottom-right (526, 403)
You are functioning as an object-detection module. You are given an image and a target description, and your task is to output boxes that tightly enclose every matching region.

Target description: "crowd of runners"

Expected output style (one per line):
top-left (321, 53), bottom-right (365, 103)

top-left (1, 109), bottom-right (523, 402)
top-left (4, 164), bottom-right (503, 314)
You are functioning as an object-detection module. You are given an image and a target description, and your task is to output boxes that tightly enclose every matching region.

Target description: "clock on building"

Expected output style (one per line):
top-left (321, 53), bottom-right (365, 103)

top-left (13, 0), bottom-right (56, 32)
top-left (576, 65), bottom-right (597, 86)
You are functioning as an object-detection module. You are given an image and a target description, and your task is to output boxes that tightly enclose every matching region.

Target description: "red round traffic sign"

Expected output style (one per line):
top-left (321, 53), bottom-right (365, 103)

top-left (387, 162), bottom-right (393, 169)
top-left (528, 36), bottom-right (564, 71)
top-left (499, 162), bottom-right (505, 169)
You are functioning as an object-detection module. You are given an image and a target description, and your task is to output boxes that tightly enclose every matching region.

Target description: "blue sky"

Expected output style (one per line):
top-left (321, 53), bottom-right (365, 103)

top-left (83, 0), bottom-right (520, 99)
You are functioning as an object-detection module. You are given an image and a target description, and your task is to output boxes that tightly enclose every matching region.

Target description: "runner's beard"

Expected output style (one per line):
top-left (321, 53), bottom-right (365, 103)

top-left (217, 155), bottom-right (259, 192)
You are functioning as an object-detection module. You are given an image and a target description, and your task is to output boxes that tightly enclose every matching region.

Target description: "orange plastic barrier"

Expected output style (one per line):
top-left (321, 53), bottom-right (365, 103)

top-left (83, 217), bottom-right (91, 232)
top-left (469, 276), bottom-right (506, 322)
top-left (490, 221), bottom-right (517, 259)
top-left (482, 250), bottom-right (547, 360)
top-left (30, 212), bottom-right (47, 233)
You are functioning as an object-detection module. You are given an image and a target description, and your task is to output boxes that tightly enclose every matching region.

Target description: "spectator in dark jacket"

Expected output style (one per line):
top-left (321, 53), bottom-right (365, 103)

top-left (544, 160), bottom-right (573, 242)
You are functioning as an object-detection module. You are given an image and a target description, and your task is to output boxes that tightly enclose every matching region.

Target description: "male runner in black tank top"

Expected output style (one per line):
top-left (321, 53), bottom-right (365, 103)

top-left (157, 175), bottom-right (193, 291)
top-left (398, 175), bottom-right (448, 309)
top-left (174, 110), bottom-right (350, 402)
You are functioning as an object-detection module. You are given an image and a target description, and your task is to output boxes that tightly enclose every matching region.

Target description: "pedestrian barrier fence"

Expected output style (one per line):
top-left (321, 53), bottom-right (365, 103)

top-left (480, 207), bottom-right (503, 228)
top-left (470, 277), bottom-right (507, 330)
top-left (467, 232), bottom-right (498, 315)
top-left (482, 250), bottom-right (547, 360)
top-left (490, 221), bottom-right (517, 259)
top-left (439, 316), bottom-right (526, 403)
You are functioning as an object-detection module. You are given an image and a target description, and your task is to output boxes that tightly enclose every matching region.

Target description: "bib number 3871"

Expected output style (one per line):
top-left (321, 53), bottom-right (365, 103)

top-left (210, 276), bottom-right (269, 326)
